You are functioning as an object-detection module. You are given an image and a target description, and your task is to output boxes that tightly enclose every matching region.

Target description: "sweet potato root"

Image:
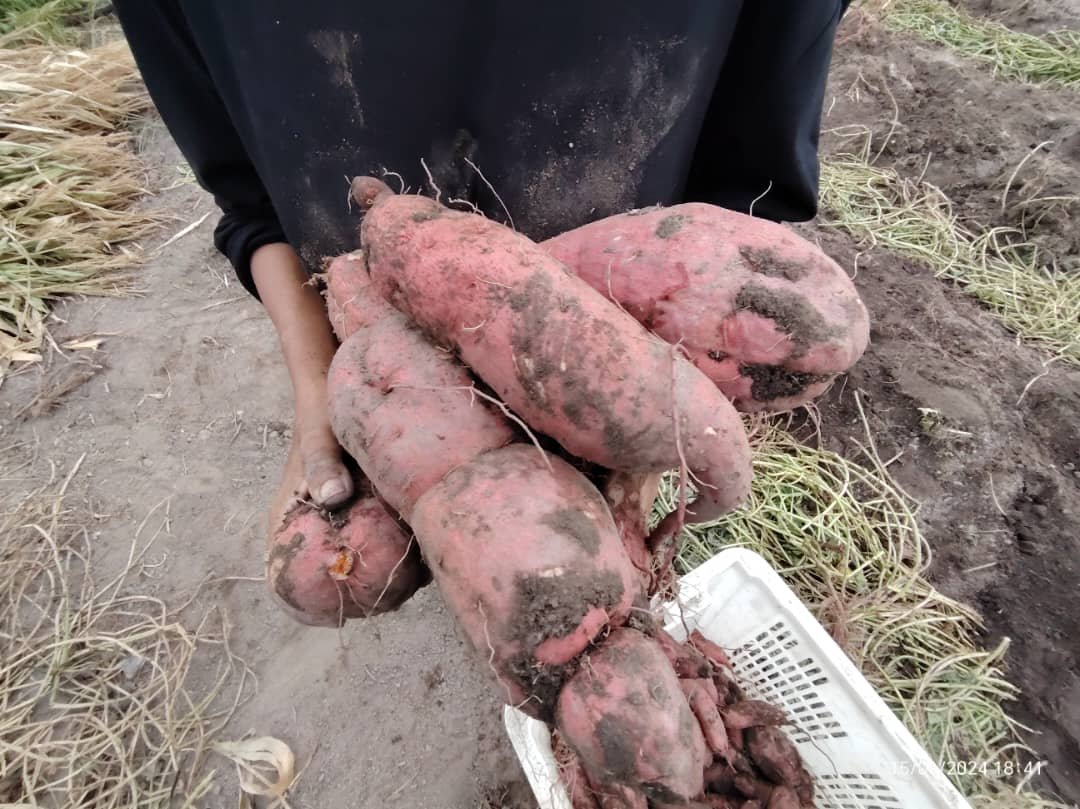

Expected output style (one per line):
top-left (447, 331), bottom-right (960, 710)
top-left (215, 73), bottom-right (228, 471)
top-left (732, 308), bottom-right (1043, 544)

top-left (765, 785), bottom-right (800, 809)
top-left (353, 178), bottom-right (752, 524)
top-left (556, 627), bottom-right (707, 806)
top-left (681, 678), bottom-right (731, 759)
top-left (745, 726), bottom-right (813, 802)
top-left (325, 254), bottom-right (514, 520)
top-left (601, 471), bottom-right (660, 588)
top-left (409, 445), bottom-right (642, 719)
top-left (655, 629), bottom-right (712, 679)
top-left (267, 497), bottom-right (428, 627)
top-left (724, 700), bottom-right (790, 730)
top-left (542, 203), bottom-right (870, 412)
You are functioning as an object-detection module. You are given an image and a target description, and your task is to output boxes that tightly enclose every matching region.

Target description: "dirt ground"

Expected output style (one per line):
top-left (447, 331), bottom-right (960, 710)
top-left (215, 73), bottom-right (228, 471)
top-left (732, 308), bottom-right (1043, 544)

top-left (1, 6), bottom-right (1078, 808)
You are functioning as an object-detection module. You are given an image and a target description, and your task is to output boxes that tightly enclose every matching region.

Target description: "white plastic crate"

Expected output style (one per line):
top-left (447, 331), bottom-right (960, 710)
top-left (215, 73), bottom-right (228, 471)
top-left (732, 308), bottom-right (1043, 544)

top-left (504, 547), bottom-right (972, 809)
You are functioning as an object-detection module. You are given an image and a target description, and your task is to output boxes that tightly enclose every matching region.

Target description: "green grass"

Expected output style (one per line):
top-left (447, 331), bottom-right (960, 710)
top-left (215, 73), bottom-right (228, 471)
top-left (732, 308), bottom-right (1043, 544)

top-left (884, 0), bottom-right (1080, 88)
top-left (661, 414), bottom-right (1068, 807)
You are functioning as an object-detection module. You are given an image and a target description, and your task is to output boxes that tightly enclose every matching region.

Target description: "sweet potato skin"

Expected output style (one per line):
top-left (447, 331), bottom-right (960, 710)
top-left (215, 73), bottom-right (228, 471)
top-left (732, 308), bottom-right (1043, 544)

top-left (556, 628), bottom-right (707, 805)
top-left (267, 499), bottom-right (428, 627)
top-left (358, 186), bottom-right (752, 520)
top-left (325, 254), bottom-right (514, 521)
top-left (542, 203), bottom-right (870, 412)
top-left (409, 445), bottom-right (643, 719)
top-left (324, 252), bottom-right (391, 342)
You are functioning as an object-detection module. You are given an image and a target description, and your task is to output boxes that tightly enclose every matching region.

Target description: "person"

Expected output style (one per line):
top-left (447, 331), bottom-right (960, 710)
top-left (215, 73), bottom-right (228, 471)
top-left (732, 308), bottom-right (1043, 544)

top-left (113, 0), bottom-right (850, 531)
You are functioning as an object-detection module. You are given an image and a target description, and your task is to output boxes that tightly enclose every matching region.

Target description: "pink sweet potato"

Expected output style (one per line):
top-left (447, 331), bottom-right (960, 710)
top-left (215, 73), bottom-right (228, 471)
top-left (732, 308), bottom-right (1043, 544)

top-left (324, 251), bottom-right (391, 341)
top-left (542, 203), bottom-right (870, 412)
top-left (765, 785), bottom-right (800, 809)
top-left (267, 497), bottom-right (427, 627)
top-left (556, 627), bottom-right (707, 805)
top-left (325, 254), bottom-right (514, 520)
top-left (354, 178), bottom-right (752, 524)
top-left (681, 678), bottom-right (731, 760)
top-left (655, 629), bottom-right (712, 680)
top-left (745, 726), bottom-right (814, 802)
top-left (723, 700), bottom-right (790, 730)
top-left (408, 445), bottom-right (643, 718)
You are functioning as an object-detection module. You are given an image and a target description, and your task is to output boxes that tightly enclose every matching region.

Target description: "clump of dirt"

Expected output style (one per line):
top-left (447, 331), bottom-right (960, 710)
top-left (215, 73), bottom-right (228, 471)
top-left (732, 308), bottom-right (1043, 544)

top-left (738, 246), bottom-right (808, 282)
top-left (511, 569), bottom-right (624, 653)
top-left (739, 364), bottom-right (830, 402)
top-left (655, 213), bottom-right (687, 239)
top-left (540, 507), bottom-right (602, 555)
top-left (734, 284), bottom-right (841, 355)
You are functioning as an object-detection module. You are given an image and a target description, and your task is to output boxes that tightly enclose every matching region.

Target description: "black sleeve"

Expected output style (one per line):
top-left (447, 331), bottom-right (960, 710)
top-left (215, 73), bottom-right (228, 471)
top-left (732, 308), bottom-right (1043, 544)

top-left (113, 0), bottom-right (285, 299)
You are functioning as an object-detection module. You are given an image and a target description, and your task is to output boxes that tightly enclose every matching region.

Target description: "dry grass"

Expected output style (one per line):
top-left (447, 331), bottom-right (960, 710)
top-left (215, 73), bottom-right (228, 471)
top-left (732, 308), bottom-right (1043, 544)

top-left (0, 452), bottom-right (257, 807)
top-left (818, 135), bottom-right (1080, 365)
top-left (883, 0), bottom-right (1080, 88)
top-left (661, 410), bottom-right (1067, 808)
top-left (1, 37), bottom-right (157, 379)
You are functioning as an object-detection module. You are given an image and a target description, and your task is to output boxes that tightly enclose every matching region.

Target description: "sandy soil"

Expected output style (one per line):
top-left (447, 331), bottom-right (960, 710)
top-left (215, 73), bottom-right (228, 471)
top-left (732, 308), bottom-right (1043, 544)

top-left (1, 7), bottom-right (1078, 808)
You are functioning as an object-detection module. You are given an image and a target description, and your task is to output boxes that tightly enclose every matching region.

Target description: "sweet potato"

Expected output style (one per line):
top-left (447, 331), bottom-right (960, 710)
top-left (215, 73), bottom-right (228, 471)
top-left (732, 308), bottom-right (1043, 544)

top-left (556, 628), bottom-right (707, 805)
top-left (733, 774), bottom-right (774, 803)
top-left (325, 254), bottom-right (514, 520)
top-left (409, 445), bottom-right (642, 719)
top-left (324, 251), bottom-right (391, 341)
top-left (542, 203), bottom-right (870, 412)
top-left (353, 178), bottom-right (753, 524)
top-left (600, 471), bottom-right (659, 587)
top-left (655, 629), bottom-right (712, 679)
top-left (267, 497), bottom-right (427, 627)
top-left (724, 700), bottom-right (790, 730)
top-left (765, 785), bottom-right (800, 809)
top-left (681, 678), bottom-right (731, 760)
top-left (690, 628), bottom-right (733, 669)
top-left (745, 726), bottom-right (813, 801)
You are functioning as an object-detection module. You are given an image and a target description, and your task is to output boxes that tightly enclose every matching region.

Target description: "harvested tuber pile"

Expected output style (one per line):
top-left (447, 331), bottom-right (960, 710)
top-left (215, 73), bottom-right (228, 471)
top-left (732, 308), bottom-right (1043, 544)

top-left (261, 174), bottom-right (869, 806)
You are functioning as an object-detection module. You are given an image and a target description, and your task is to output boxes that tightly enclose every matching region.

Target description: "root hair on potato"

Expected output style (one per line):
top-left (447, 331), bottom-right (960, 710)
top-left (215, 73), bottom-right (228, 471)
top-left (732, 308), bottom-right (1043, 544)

top-left (420, 157), bottom-right (443, 204)
top-left (370, 533), bottom-right (419, 615)
top-left (477, 599), bottom-right (516, 704)
top-left (464, 156), bottom-right (515, 231)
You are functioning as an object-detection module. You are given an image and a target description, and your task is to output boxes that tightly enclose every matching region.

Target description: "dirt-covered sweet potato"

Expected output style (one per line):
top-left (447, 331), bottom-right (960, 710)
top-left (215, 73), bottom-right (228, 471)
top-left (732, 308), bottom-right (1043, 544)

top-left (600, 471), bottom-right (659, 586)
top-left (353, 178), bottom-right (752, 524)
top-left (323, 251), bottom-right (389, 341)
top-left (681, 678), bottom-right (731, 759)
top-left (267, 497), bottom-right (428, 627)
top-left (542, 203), bottom-right (870, 412)
top-left (325, 254), bottom-right (514, 521)
top-left (724, 700), bottom-right (790, 730)
top-left (556, 627), bottom-right (707, 805)
top-left (409, 444), bottom-right (643, 719)
top-left (745, 726), bottom-right (814, 803)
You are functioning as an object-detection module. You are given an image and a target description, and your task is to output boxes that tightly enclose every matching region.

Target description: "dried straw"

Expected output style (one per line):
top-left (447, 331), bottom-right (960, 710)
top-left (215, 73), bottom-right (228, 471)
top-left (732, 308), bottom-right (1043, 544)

top-left (0, 453), bottom-right (257, 807)
top-left (1, 37), bottom-right (157, 378)
top-left (661, 411), bottom-right (1068, 808)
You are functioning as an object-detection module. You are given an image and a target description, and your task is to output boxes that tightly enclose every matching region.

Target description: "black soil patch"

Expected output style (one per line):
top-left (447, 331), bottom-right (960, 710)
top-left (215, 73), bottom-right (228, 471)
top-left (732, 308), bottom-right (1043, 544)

top-left (267, 531), bottom-right (307, 610)
top-left (735, 283), bottom-right (841, 357)
top-left (739, 246), bottom-right (809, 282)
top-left (540, 508), bottom-right (601, 555)
top-left (511, 570), bottom-right (624, 652)
top-left (655, 213), bottom-right (687, 239)
top-left (740, 364), bottom-right (830, 402)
